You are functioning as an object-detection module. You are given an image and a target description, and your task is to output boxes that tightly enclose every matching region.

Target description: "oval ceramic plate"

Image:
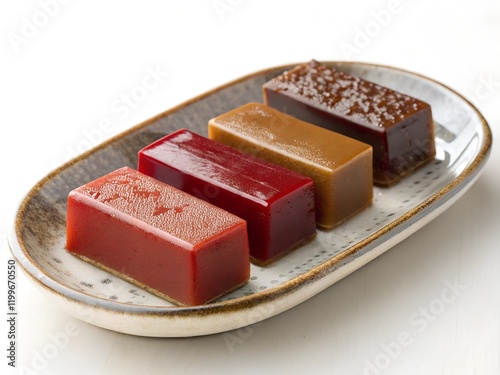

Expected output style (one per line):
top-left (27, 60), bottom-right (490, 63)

top-left (9, 62), bottom-right (492, 337)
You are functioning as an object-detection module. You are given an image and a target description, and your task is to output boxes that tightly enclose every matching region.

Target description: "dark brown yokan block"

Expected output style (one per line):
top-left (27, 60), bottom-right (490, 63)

top-left (263, 60), bottom-right (436, 185)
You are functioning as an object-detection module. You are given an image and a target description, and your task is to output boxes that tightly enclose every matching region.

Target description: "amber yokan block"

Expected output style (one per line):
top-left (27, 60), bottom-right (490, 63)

top-left (208, 102), bottom-right (373, 229)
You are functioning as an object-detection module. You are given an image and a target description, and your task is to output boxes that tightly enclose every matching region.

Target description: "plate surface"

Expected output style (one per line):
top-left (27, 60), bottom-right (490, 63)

top-left (9, 62), bottom-right (492, 337)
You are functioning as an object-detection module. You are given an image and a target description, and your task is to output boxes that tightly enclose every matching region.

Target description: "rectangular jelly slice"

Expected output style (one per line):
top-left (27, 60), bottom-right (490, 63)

top-left (66, 166), bottom-right (250, 306)
top-left (263, 60), bottom-right (436, 186)
top-left (138, 129), bottom-right (316, 265)
top-left (208, 103), bottom-right (373, 229)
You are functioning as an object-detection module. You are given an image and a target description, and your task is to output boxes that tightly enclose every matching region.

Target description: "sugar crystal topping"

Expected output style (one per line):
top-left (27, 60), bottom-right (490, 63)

top-left (75, 167), bottom-right (243, 245)
top-left (268, 61), bottom-right (428, 129)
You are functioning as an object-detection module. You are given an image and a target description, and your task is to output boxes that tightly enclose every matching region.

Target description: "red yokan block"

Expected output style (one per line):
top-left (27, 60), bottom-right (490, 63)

top-left (66, 166), bottom-right (250, 306)
top-left (138, 129), bottom-right (316, 265)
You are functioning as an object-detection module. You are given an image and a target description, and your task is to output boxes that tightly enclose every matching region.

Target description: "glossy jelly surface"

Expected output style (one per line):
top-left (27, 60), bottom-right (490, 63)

top-left (66, 166), bottom-right (250, 306)
top-left (263, 60), bottom-right (435, 185)
top-left (138, 129), bottom-right (316, 264)
top-left (208, 103), bottom-right (373, 229)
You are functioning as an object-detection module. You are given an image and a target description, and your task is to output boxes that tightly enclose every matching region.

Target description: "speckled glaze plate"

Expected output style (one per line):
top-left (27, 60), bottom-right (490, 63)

top-left (9, 62), bottom-right (492, 337)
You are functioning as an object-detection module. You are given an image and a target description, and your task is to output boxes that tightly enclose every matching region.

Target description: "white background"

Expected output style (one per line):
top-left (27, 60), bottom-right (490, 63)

top-left (1, 0), bottom-right (500, 374)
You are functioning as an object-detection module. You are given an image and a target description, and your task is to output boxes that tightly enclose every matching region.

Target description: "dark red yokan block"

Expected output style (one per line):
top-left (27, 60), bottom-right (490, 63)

top-left (138, 129), bottom-right (316, 265)
top-left (66, 166), bottom-right (250, 306)
top-left (263, 60), bottom-right (435, 185)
